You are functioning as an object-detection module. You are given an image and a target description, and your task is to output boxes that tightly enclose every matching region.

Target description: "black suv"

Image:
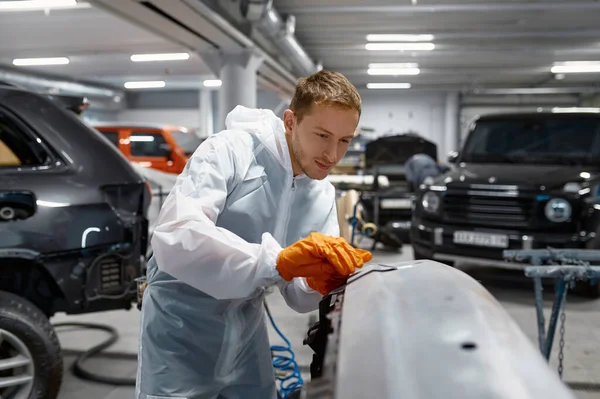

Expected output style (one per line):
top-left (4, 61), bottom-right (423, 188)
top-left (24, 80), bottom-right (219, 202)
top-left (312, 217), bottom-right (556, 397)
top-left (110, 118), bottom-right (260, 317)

top-left (410, 112), bottom-right (600, 296)
top-left (0, 85), bottom-right (149, 398)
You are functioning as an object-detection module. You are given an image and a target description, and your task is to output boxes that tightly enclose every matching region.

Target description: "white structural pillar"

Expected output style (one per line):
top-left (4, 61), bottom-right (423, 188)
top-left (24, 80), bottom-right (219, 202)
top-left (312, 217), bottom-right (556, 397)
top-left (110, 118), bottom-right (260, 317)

top-left (199, 89), bottom-right (213, 137)
top-left (444, 92), bottom-right (460, 159)
top-left (201, 50), bottom-right (264, 131)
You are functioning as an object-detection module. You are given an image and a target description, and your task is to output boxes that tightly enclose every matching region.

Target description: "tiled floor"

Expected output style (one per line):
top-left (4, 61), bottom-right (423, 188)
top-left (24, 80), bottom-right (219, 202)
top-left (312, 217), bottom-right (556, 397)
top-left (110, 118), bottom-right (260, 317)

top-left (49, 245), bottom-right (600, 399)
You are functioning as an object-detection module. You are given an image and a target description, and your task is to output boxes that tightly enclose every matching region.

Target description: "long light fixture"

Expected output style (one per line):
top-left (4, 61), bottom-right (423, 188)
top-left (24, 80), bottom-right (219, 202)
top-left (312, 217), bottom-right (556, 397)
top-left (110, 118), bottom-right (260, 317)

top-left (551, 61), bottom-right (600, 74)
top-left (366, 43), bottom-right (435, 51)
top-left (366, 34), bottom-right (434, 42)
top-left (203, 79), bottom-right (222, 87)
top-left (368, 63), bottom-right (419, 69)
top-left (368, 63), bottom-right (420, 75)
top-left (124, 81), bottom-right (166, 89)
top-left (13, 57), bottom-right (69, 66)
top-left (552, 107), bottom-right (600, 113)
top-left (367, 83), bottom-right (412, 89)
top-left (130, 53), bottom-right (190, 62)
top-left (0, 0), bottom-right (82, 11)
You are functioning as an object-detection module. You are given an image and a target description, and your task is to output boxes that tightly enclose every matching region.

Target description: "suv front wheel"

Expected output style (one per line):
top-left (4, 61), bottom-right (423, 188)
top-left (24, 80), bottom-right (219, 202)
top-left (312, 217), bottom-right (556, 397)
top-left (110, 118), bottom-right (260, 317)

top-left (0, 291), bottom-right (63, 399)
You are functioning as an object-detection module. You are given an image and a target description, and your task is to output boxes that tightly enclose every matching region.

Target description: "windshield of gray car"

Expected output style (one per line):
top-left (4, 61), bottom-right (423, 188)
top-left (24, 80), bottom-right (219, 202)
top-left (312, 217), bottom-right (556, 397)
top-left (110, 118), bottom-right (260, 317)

top-left (460, 118), bottom-right (600, 165)
top-left (170, 130), bottom-right (205, 156)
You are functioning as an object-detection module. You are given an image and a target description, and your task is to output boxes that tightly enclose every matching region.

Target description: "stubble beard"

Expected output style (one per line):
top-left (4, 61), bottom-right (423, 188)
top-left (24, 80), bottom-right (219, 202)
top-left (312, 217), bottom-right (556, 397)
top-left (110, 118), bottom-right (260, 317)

top-left (291, 136), bottom-right (311, 178)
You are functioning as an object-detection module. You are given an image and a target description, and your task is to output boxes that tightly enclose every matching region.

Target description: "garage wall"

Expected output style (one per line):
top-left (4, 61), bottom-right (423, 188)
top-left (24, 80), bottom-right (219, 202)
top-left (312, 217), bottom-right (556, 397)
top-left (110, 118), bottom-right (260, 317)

top-left (116, 109), bottom-right (205, 129)
top-left (83, 109), bottom-right (120, 123)
top-left (358, 91), bottom-right (446, 138)
top-left (357, 90), bottom-right (448, 156)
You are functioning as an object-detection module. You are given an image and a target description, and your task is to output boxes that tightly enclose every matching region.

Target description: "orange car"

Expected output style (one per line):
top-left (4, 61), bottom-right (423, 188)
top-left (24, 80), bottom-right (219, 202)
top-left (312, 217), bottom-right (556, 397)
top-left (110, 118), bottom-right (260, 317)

top-left (93, 122), bottom-right (205, 174)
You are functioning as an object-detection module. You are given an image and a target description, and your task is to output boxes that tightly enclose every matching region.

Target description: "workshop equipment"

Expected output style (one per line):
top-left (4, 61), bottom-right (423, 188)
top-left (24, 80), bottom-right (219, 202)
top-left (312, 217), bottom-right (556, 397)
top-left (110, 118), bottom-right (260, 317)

top-left (504, 248), bottom-right (600, 390)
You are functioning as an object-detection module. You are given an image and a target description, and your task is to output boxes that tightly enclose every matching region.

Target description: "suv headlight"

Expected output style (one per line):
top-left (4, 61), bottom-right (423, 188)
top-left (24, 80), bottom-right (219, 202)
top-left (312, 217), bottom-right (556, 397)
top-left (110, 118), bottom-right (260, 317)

top-left (544, 198), bottom-right (572, 223)
top-left (422, 191), bottom-right (440, 213)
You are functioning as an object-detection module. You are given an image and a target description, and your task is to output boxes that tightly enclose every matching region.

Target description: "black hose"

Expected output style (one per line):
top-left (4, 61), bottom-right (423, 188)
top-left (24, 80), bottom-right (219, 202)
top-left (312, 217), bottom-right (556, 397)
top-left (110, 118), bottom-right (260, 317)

top-left (52, 322), bottom-right (136, 386)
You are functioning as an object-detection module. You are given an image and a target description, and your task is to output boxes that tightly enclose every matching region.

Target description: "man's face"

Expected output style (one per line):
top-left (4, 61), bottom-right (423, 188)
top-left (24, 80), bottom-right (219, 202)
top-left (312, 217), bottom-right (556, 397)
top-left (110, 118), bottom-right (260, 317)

top-left (284, 104), bottom-right (359, 180)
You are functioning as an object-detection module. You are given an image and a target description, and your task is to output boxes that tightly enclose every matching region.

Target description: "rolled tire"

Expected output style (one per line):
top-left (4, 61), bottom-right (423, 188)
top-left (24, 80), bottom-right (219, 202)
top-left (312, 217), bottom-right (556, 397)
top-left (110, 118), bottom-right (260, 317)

top-left (0, 291), bottom-right (63, 399)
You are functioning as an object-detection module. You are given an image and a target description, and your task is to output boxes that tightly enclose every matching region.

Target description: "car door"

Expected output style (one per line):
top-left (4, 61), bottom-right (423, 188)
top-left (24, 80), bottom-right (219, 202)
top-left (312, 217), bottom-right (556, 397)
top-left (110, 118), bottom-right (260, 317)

top-left (0, 106), bottom-right (59, 254)
top-left (128, 129), bottom-right (174, 173)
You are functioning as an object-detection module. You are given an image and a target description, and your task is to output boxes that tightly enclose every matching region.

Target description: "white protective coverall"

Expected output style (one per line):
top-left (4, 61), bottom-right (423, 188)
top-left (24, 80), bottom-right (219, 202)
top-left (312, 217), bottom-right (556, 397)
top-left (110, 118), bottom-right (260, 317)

top-left (136, 105), bottom-right (340, 399)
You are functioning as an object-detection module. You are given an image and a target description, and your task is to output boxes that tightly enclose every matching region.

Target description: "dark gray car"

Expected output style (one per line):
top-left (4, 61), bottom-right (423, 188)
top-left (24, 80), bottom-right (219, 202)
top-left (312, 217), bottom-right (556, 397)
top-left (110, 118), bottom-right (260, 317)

top-left (0, 85), bottom-right (149, 398)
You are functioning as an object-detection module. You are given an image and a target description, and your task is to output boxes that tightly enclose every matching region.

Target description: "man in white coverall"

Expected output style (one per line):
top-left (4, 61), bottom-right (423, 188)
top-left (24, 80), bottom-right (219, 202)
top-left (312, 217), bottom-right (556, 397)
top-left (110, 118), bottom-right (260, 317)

top-left (136, 70), bottom-right (372, 399)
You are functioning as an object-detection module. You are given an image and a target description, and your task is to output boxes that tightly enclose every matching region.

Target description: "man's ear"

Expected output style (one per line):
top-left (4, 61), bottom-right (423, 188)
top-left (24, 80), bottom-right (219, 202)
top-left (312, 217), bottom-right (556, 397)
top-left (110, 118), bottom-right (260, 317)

top-left (283, 109), bottom-right (295, 133)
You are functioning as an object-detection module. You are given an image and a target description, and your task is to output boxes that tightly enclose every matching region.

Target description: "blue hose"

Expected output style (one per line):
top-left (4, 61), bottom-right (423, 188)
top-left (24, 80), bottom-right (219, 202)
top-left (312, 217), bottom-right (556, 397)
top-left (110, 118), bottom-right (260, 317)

top-left (264, 300), bottom-right (304, 399)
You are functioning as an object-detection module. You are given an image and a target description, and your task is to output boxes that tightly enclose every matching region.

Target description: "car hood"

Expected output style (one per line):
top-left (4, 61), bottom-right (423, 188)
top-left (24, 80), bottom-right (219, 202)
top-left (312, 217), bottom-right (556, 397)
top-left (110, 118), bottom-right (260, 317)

top-left (434, 163), bottom-right (597, 190)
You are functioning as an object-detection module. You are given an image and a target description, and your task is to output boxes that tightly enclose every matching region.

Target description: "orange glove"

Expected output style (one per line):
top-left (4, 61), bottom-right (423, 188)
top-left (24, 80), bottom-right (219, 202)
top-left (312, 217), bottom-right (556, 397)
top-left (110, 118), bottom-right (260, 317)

top-left (276, 232), bottom-right (373, 282)
top-left (306, 275), bottom-right (348, 295)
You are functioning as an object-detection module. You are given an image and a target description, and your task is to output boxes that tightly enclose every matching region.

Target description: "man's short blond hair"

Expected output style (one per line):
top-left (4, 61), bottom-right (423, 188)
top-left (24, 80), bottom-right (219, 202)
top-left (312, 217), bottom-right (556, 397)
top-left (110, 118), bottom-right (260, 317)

top-left (290, 70), bottom-right (362, 124)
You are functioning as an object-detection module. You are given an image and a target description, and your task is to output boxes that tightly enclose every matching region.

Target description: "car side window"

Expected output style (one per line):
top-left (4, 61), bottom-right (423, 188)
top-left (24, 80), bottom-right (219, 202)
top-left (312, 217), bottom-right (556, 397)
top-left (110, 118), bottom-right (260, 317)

top-left (0, 111), bottom-right (47, 168)
top-left (130, 132), bottom-right (169, 157)
top-left (100, 130), bottom-right (119, 148)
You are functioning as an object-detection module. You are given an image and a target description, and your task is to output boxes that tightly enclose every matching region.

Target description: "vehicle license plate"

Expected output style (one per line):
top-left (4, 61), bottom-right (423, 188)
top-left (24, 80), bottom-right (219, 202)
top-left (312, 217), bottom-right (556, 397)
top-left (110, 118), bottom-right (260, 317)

top-left (380, 199), bottom-right (412, 209)
top-left (453, 231), bottom-right (509, 248)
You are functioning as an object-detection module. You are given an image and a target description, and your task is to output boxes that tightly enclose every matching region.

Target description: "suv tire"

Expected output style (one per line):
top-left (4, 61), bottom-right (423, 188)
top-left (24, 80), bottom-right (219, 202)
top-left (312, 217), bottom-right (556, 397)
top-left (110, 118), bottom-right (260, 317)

top-left (0, 291), bottom-right (63, 399)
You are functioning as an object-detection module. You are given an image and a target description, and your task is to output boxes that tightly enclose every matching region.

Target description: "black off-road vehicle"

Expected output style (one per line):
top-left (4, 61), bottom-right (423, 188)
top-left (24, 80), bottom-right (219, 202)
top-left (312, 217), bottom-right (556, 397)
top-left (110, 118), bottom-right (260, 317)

top-left (0, 85), bottom-right (149, 398)
top-left (410, 112), bottom-right (600, 297)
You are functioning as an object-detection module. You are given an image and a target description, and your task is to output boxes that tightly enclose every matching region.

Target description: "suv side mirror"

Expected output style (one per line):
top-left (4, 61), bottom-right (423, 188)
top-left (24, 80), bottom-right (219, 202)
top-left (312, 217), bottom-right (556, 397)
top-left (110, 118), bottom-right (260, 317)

top-left (447, 151), bottom-right (459, 164)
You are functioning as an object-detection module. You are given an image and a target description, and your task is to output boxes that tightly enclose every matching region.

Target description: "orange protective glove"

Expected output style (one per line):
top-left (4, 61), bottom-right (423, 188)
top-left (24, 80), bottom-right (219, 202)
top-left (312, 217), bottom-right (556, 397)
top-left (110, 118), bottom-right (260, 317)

top-left (306, 275), bottom-right (348, 296)
top-left (276, 232), bottom-right (373, 282)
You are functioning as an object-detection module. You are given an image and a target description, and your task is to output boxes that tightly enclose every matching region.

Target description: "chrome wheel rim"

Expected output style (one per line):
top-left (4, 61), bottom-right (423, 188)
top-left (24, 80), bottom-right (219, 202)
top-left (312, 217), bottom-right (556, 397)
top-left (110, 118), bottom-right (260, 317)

top-left (0, 328), bottom-right (35, 399)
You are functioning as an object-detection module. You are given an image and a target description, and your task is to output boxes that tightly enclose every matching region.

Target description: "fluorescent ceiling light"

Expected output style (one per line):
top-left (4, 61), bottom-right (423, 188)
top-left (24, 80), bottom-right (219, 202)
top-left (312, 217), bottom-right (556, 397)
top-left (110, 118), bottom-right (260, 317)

top-left (551, 61), bottom-right (600, 74)
top-left (369, 63), bottom-right (419, 69)
top-left (368, 68), bottom-right (420, 76)
top-left (552, 107), bottom-right (600, 113)
top-left (203, 79), bottom-right (222, 87)
top-left (367, 83), bottom-right (412, 89)
top-left (366, 43), bottom-right (435, 51)
top-left (366, 34), bottom-right (434, 42)
top-left (124, 81), bottom-right (166, 89)
top-left (0, 0), bottom-right (81, 11)
top-left (13, 57), bottom-right (69, 66)
top-left (130, 53), bottom-right (190, 62)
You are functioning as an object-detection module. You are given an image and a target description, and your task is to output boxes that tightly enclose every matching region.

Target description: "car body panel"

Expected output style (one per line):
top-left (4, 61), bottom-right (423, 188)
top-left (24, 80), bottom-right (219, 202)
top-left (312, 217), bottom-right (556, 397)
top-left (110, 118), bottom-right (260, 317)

top-left (0, 87), bottom-right (149, 315)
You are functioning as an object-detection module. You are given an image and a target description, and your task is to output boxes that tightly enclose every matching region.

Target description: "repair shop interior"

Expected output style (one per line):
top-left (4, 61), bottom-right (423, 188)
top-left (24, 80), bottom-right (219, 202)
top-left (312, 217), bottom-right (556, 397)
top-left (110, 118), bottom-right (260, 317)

top-left (1, 1), bottom-right (600, 399)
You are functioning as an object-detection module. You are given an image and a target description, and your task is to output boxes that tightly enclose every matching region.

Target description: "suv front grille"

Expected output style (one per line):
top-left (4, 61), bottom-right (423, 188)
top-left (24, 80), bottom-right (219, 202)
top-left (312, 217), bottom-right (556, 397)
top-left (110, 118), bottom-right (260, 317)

top-left (443, 186), bottom-right (534, 227)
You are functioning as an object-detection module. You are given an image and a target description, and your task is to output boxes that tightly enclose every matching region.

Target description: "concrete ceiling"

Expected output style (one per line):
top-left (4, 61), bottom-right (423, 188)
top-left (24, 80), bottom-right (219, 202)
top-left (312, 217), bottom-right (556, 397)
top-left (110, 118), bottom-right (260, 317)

top-left (0, 2), bottom-right (215, 91)
top-left (274, 0), bottom-right (600, 92)
top-left (0, 0), bottom-right (599, 96)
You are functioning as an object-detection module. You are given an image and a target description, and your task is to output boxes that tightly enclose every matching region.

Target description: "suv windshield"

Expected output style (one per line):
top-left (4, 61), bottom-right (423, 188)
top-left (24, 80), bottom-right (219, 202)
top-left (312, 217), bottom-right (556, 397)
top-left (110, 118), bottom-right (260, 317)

top-left (170, 130), bottom-right (204, 156)
top-left (461, 117), bottom-right (600, 165)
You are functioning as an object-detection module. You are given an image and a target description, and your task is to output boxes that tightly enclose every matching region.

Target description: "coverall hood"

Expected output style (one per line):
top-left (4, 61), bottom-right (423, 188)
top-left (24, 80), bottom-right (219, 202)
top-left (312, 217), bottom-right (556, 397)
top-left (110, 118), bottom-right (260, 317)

top-left (225, 105), bottom-right (295, 174)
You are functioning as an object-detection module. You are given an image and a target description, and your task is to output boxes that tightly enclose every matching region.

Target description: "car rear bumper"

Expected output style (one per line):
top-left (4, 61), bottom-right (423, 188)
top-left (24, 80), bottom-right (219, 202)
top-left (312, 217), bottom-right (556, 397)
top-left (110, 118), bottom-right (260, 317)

top-left (44, 216), bottom-right (148, 314)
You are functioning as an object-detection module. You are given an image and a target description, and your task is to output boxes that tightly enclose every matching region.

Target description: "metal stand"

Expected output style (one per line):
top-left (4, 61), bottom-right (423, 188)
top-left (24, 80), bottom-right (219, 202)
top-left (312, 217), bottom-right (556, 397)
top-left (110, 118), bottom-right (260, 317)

top-left (503, 249), bottom-right (600, 378)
